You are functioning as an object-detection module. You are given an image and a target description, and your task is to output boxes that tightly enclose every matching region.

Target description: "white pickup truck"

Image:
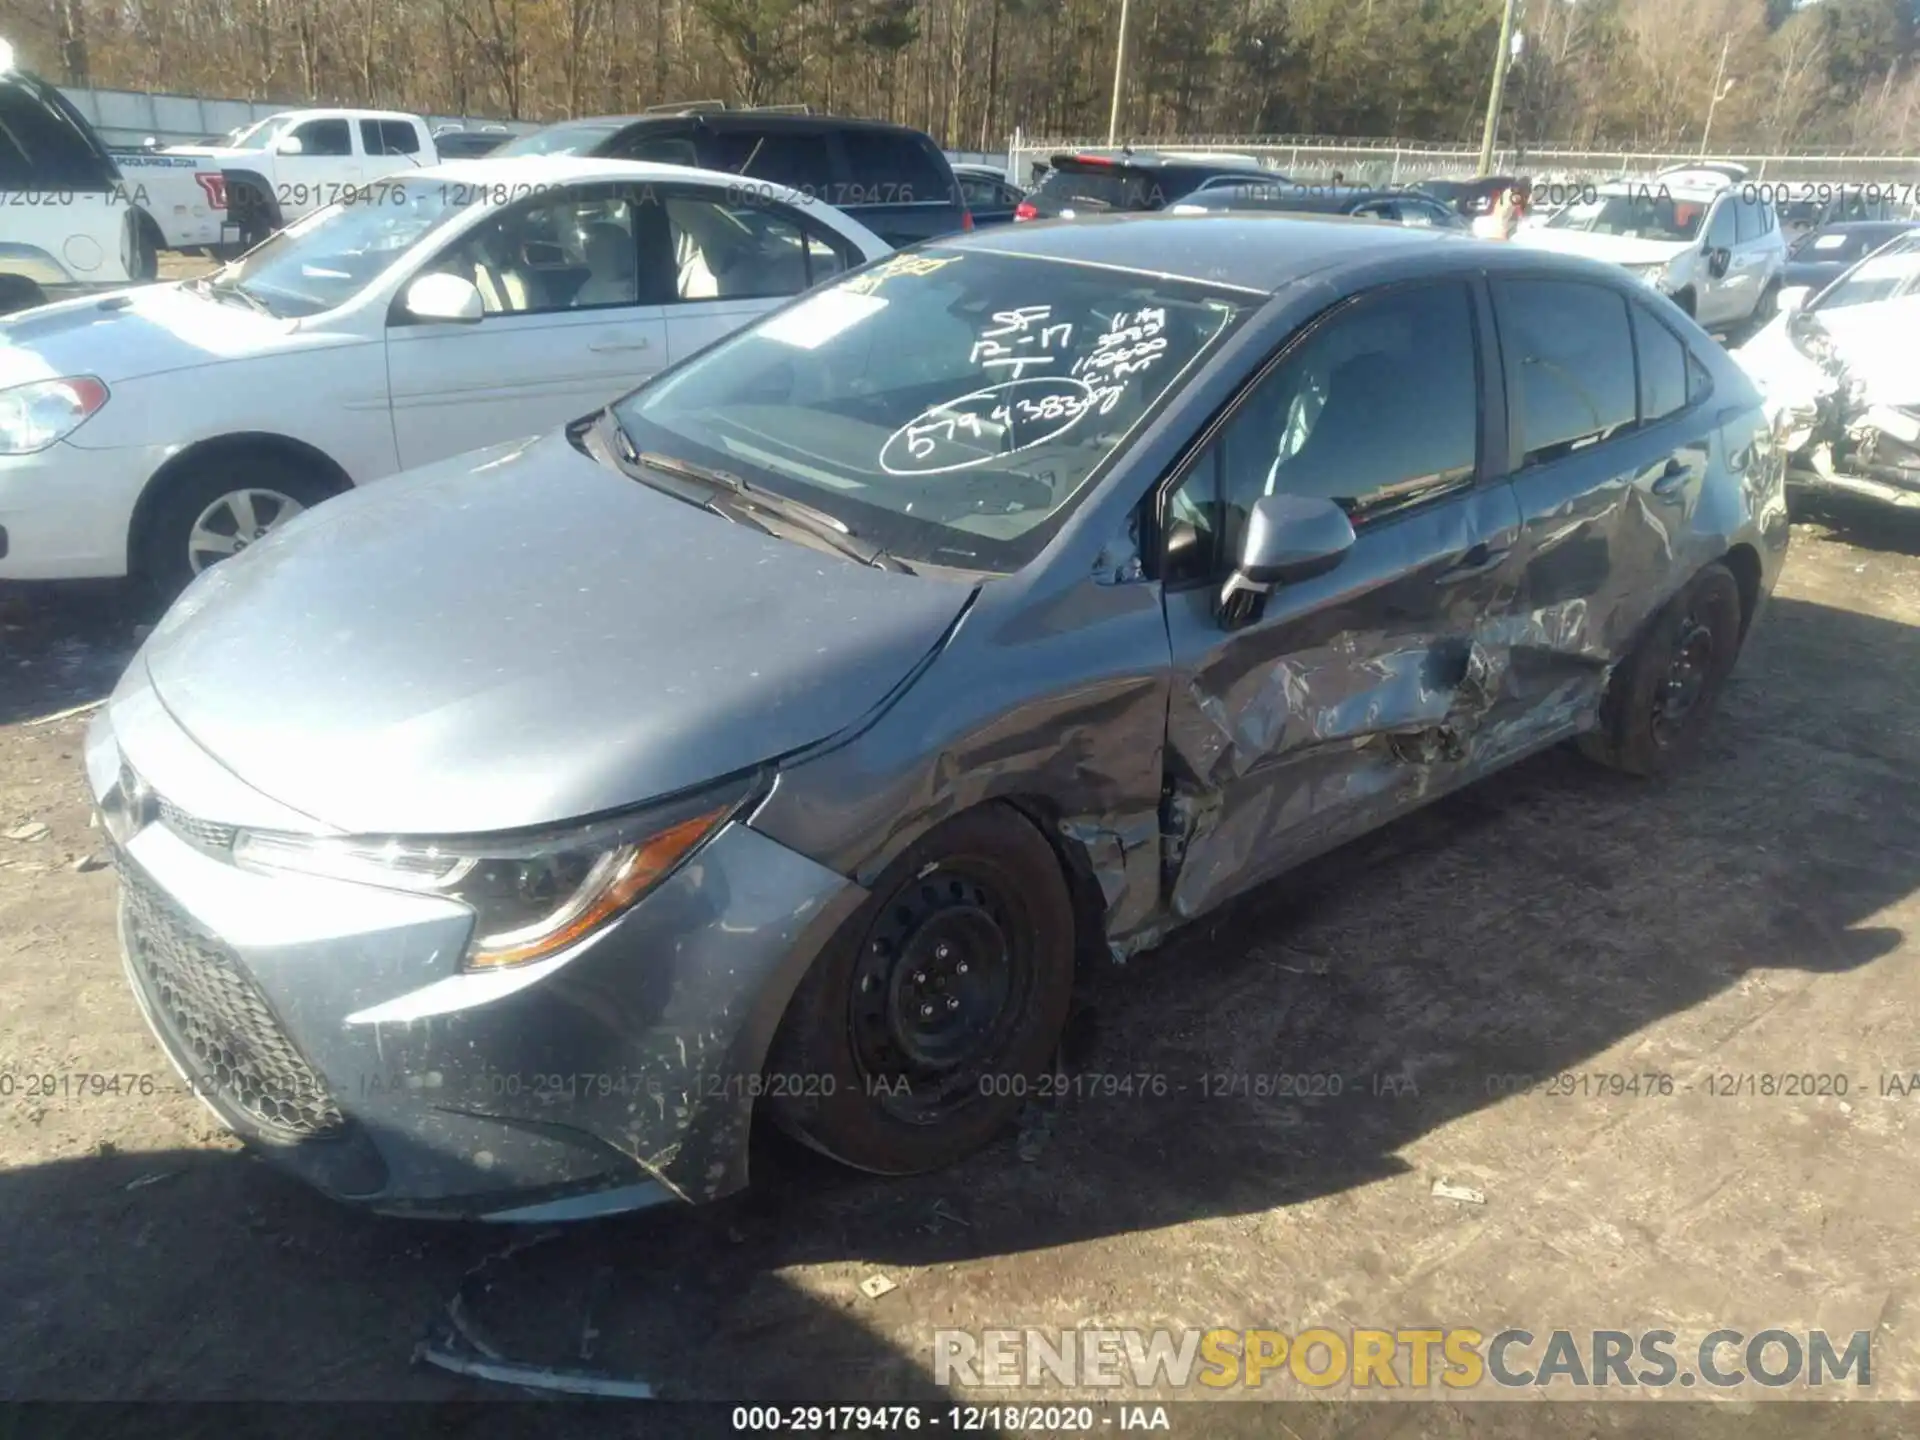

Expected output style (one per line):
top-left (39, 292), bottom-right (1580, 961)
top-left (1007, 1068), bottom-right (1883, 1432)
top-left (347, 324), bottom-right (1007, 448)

top-left (166, 108), bottom-right (439, 248)
top-left (1, 44), bottom-right (225, 313)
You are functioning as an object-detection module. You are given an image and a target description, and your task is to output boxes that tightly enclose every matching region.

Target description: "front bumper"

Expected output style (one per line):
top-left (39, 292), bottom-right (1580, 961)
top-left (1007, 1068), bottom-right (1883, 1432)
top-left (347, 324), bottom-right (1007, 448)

top-left (0, 439), bottom-right (166, 580)
top-left (87, 687), bottom-right (865, 1220)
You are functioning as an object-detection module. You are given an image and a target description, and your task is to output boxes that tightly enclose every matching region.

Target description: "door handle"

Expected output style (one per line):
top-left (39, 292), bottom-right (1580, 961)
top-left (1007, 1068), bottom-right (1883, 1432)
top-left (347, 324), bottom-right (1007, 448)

top-left (1434, 542), bottom-right (1509, 583)
top-left (1651, 457), bottom-right (1691, 497)
top-left (589, 338), bottom-right (651, 353)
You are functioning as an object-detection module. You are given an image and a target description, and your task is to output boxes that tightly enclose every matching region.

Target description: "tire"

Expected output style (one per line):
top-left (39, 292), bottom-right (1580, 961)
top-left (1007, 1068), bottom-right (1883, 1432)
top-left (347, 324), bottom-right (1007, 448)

top-left (1671, 287), bottom-right (1697, 320)
top-left (1578, 562), bottom-right (1744, 777)
top-left (0, 274), bottom-right (47, 316)
top-left (1754, 280), bottom-right (1779, 326)
top-left (138, 453), bottom-right (347, 600)
top-left (131, 215), bottom-right (161, 282)
top-left (764, 803), bottom-right (1076, 1176)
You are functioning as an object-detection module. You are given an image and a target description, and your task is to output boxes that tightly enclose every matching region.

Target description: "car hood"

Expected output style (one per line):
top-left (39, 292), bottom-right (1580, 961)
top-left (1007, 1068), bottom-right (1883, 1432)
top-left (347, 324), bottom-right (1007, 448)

top-left (1510, 229), bottom-right (1692, 265)
top-left (138, 430), bottom-right (976, 836)
top-left (0, 282), bottom-right (294, 388)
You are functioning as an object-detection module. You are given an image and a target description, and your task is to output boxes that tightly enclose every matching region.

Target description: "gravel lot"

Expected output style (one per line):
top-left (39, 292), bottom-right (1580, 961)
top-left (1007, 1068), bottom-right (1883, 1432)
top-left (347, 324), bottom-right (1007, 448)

top-left (3, 495), bottom-right (1920, 1430)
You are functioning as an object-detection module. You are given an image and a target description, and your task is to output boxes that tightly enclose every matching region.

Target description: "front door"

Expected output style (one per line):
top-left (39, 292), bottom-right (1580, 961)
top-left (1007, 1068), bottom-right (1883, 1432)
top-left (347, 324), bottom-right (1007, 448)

top-left (1158, 279), bottom-right (1523, 920)
top-left (384, 181), bottom-right (675, 470)
top-left (1696, 195), bottom-right (1742, 327)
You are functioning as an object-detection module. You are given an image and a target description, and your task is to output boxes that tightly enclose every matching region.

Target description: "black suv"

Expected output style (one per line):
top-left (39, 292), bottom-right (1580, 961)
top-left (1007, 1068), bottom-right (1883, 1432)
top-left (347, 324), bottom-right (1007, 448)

top-left (495, 106), bottom-right (967, 248)
top-left (1016, 150), bottom-right (1275, 220)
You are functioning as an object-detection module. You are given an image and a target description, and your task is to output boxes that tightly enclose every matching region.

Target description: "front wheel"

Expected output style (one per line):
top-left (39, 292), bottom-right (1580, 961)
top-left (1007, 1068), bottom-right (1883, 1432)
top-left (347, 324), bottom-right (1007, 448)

top-left (764, 804), bottom-right (1076, 1175)
top-left (1579, 562), bottom-right (1744, 777)
top-left (138, 457), bottom-right (345, 600)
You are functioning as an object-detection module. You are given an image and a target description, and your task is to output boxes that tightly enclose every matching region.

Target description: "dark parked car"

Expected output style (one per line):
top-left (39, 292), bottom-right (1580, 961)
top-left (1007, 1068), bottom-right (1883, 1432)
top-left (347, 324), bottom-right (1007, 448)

top-left (1781, 219), bottom-right (1920, 299)
top-left (1413, 174), bottom-right (1526, 220)
top-left (495, 107), bottom-right (967, 248)
top-left (93, 214), bottom-right (1786, 1221)
top-left (1015, 149), bottom-right (1273, 220)
top-left (1777, 190), bottom-right (1910, 245)
top-left (952, 161), bottom-right (1024, 226)
top-left (1176, 180), bottom-right (1470, 229)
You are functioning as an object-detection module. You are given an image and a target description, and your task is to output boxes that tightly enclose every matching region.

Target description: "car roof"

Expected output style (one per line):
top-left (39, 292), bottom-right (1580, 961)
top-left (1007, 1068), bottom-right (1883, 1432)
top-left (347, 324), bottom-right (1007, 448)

top-left (1052, 150), bottom-right (1267, 172)
top-left (931, 211), bottom-right (1514, 293)
top-left (406, 154), bottom-right (790, 190)
top-left (566, 110), bottom-right (928, 135)
top-left (1808, 219), bottom-right (1918, 236)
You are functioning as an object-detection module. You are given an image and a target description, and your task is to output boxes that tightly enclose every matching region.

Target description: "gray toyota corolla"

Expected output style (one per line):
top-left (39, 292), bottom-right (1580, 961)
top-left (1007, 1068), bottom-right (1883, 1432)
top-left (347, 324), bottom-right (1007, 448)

top-left (88, 215), bottom-right (1789, 1221)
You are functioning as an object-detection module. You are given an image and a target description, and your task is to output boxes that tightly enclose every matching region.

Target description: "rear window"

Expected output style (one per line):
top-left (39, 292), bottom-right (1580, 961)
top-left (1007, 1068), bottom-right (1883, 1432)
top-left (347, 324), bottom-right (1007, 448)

top-left (839, 130), bottom-right (951, 204)
top-left (360, 119), bottom-right (420, 156)
top-left (1032, 164), bottom-right (1155, 212)
top-left (494, 122), bottom-right (623, 157)
top-left (0, 75), bottom-right (116, 190)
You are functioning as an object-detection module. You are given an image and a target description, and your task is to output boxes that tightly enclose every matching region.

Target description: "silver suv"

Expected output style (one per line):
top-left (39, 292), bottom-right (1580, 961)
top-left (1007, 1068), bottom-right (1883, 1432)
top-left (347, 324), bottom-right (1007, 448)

top-left (1516, 169), bottom-right (1788, 332)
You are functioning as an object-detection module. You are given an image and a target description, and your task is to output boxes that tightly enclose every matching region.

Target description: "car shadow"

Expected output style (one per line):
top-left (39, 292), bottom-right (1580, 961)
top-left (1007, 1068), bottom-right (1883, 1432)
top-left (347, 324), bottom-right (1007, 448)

top-left (0, 581), bottom-right (161, 728)
top-left (1787, 493), bottom-right (1920, 558)
top-left (1, 592), bottom-right (1915, 1410)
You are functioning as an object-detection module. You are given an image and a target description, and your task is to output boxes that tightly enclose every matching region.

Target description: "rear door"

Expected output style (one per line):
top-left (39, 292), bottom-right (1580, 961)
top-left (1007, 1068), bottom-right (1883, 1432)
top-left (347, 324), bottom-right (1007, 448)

top-left (658, 187), bottom-right (865, 362)
top-left (1157, 278), bottom-right (1523, 919)
top-left (384, 181), bottom-right (672, 469)
top-left (1487, 275), bottom-right (1706, 740)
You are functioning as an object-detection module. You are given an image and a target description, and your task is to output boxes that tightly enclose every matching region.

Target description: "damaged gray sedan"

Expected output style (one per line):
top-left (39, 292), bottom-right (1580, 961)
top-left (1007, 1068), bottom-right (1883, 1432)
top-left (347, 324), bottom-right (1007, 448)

top-left (87, 215), bottom-right (1789, 1221)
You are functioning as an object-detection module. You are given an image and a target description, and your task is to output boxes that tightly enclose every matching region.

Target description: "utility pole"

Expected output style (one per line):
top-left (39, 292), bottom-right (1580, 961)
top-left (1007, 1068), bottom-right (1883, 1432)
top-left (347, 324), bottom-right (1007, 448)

top-left (1699, 35), bottom-right (1734, 158)
top-left (1476, 0), bottom-right (1520, 176)
top-left (1107, 0), bottom-right (1132, 147)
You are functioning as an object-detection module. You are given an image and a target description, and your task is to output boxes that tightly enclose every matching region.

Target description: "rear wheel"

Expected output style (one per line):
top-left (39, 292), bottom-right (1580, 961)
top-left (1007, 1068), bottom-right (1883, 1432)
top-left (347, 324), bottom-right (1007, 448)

top-left (138, 453), bottom-right (347, 600)
top-left (1671, 286), bottom-right (1697, 319)
top-left (765, 804), bottom-right (1075, 1175)
top-left (1578, 562), bottom-right (1744, 777)
top-left (0, 274), bottom-right (46, 316)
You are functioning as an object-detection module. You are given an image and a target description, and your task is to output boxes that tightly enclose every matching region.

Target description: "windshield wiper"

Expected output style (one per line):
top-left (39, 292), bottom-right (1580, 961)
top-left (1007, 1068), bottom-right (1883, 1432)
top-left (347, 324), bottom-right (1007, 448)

top-left (198, 274), bottom-right (275, 316)
top-left (586, 410), bottom-right (910, 572)
top-left (633, 449), bottom-right (912, 572)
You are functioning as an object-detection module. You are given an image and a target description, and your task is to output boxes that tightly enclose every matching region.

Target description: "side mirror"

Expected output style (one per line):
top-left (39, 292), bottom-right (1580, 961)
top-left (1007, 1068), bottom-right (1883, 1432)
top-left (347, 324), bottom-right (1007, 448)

top-left (1776, 285), bottom-right (1809, 316)
top-left (1706, 246), bottom-right (1731, 279)
top-left (1217, 492), bottom-right (1356, 630)
top-left (275, 135), bottom-right (304, 155)
top-left (403, 272), bottom-right (484, 324)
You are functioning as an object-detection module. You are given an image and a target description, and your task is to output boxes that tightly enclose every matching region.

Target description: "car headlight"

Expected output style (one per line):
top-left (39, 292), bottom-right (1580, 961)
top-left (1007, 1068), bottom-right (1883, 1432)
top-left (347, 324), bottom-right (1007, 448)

top-left (1629, 262), bottom-right (1670, 288)
top-left (0, 376), bottom-right (110, 455)
top-left (231, 777), bottom-right (761, 969)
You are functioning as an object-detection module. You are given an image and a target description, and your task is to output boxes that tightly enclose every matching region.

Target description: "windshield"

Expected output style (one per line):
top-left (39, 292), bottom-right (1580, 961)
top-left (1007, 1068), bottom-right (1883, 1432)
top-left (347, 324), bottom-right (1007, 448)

top-left (209, 179), bottom-right (474, 317)
top-left (225, 115), bottom-right (292, 150)
top-left (495, 122), bottom-right (622, 158)
top-left (1811, 232), bottom-right (1920, 311)
top-left (611, 249), bottom-right (1253, 572)
top-left (1547, 190), bottom-right (1706, 242)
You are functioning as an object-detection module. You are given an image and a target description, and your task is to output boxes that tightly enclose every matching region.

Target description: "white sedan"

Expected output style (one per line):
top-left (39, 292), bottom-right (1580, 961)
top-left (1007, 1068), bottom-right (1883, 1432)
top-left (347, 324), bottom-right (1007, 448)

top-left (0, 156), bottom-right (889, 593)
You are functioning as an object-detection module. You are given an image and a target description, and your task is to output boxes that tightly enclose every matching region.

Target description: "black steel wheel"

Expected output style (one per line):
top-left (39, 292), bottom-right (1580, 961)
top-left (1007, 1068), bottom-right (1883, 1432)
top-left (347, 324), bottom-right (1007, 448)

top-left (1579, 561), bottom-right (1745, 777)
top-left (766, 804), bottom-right (1075, 1175)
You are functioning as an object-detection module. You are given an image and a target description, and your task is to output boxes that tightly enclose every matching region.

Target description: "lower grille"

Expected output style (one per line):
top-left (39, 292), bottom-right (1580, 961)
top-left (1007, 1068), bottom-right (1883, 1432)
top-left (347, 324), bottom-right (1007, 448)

top-left (119, 859), bottom-right (345, 1139)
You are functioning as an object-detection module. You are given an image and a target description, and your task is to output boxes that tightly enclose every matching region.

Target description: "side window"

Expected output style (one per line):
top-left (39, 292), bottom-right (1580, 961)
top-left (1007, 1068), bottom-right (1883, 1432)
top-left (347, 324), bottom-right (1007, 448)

top-left (665, 195), bottom-right (845, 301)
top-left (703, 130), bottom-right (834, 195)
top-left (958, 175), bottom-right (996, 208)
top-left (0, 77), bottom-right (116, 190)
top-left (610, 130), bottom-right (699, 166)
top-left (290, 118), bottom-right (353, 157)
top-left (1352, 199), bottom-right (1399, 221)
top-left (1161, 283), bottom-right (1480, 585)
top-left (1687, 351), bottom-right (1714, 405)
top-left (378, 120), bottom-right (421, 156)
top-left (423, 185), bottom-right (642, 315)
top-left (1734, 199), bottom-right (1758, 243)
top-left (1494, 279), bottom-right (1636, 466)
top-left (1704, 198), bottom-right (1737, 249)
top-left (1631, 304), bottom-right (1689, 423)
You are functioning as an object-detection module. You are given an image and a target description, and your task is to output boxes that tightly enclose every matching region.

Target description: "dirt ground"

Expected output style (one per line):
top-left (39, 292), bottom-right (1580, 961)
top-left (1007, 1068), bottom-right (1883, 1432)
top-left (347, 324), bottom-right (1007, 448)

top-left (5, 495), bottom-right (1920, 1431)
